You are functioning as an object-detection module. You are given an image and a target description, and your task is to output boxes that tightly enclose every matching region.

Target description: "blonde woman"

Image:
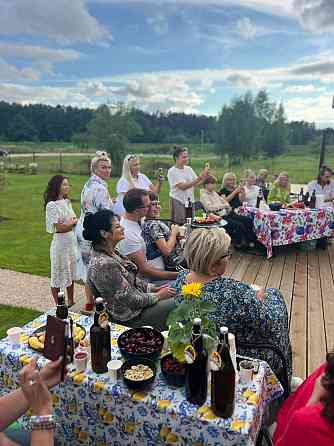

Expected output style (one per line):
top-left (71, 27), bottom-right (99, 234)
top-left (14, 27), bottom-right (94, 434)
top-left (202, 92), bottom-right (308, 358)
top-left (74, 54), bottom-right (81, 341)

top-left (267, 171), bottom-right (291, 206)
top-left (76, 151), bottom-right (114, 312)
top-left (113, 154), bottom-right (163, 216)
top-left (219, 172), bottom-right (246, 209)
top-left (244, 169), bottom-right (260, 207)
top-left (172, 227), bottom-right (292, 383)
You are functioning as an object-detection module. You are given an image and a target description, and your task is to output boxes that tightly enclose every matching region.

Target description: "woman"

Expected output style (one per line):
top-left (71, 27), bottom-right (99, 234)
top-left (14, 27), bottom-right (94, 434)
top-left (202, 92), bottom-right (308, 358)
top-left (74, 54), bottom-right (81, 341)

top-left (267, 172), bottom-right (291, 206)
top-left (113, 154), bottom-right (163, 216)
top-left (274, 353), bottom-right (334, 445)
top-left (307, 165), bottom-right (334, 203)
top-left (83, 210), bottom-right (176, 331)
top-left (173, 228), bottom-right (292, 382)
top-left (244, 169), bottom-right (260, 207)
top-left (44, 175), bottom-right (80, 306)
top-left (142, 192), bottom-right (185, 272)
top-left (257, 168), bottom-right (269, 201)
top-left (218, 172), bottom-right (258, 249)
top-left (76, 151), bottom-right (114, 313)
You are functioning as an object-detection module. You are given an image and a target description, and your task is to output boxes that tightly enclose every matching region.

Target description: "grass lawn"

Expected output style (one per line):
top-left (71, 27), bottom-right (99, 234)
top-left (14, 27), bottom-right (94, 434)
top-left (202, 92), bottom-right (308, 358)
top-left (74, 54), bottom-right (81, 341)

top-left (0, 304), bottom-right (41, 339)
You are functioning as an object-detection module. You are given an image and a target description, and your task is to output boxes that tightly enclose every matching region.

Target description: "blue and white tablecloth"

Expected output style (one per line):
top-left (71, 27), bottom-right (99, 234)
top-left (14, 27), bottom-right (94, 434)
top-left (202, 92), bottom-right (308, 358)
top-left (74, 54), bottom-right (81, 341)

top-left (0, 311), bottom-right (283, 445)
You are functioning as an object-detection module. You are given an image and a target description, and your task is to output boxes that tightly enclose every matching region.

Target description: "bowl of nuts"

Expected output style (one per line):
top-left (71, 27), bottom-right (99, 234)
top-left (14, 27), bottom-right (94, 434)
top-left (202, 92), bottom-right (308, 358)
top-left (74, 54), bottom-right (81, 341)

top-left (117, 327), bottom-right (164, 361)
top-left (121, 357), bottom-right (156, 390)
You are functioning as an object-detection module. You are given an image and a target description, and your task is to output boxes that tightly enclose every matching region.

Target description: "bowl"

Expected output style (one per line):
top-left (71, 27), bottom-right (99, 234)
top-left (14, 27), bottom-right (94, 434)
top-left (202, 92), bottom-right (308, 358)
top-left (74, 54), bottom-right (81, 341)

top-left (117, 327), bottom-right (164, 361)
top-left (161, 353), bottom-right (185, 387)
top-left (121, 357), bottom-right (156, 390)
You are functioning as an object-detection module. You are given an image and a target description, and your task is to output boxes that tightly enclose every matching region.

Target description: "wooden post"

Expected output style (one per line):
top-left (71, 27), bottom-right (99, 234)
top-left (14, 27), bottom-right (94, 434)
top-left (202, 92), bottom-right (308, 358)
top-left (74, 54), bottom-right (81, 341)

top-left (59, 151), bottom-right (63, 173)
top-left (319, 129), bottom-right (327, 171)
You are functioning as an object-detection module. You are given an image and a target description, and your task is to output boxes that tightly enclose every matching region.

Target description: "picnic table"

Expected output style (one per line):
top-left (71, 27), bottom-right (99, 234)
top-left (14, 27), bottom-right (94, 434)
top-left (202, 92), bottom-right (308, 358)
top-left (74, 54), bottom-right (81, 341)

top-left (0, 311), bottom-right (283, 445)
top-left (238, 206), bottom-right (334, 258)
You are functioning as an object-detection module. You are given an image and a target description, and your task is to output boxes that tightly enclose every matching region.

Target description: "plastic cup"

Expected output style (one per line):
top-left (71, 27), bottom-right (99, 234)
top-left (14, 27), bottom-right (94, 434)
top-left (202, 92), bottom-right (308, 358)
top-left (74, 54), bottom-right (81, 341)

top-left (239, 360), bottom-right (254, 383)
top-left (107, 359), bottom-right (123, 383)
top-left (7, 327), bottom-right (22, 345)
top-left (73, 351), bottom-right (88, 372)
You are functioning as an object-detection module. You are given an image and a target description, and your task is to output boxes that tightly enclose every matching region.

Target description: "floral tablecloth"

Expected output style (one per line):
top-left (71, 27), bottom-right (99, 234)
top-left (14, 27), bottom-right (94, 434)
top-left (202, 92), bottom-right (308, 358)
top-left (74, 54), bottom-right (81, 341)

top-left (0, 311), bottom-right (283, 446)
top-left (238, 206), bottom-right (334, 258)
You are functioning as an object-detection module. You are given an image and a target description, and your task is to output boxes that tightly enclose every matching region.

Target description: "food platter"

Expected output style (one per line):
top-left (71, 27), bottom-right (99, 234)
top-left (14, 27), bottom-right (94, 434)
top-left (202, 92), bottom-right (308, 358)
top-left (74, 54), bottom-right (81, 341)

top-left (191, 218), bottom-right (227, 229)
top-left (28, 323), bottom-right (86, 353)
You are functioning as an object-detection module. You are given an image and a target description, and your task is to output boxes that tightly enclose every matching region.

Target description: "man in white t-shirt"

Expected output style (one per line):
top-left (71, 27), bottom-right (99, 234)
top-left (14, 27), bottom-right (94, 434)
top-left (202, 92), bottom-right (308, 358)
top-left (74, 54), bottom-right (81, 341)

top-left (167, 146), bottom-right (209, 224)
top-left (117, 188), bottom-right (178, 283)
top-left (307, 166), bottom-right (334, 202)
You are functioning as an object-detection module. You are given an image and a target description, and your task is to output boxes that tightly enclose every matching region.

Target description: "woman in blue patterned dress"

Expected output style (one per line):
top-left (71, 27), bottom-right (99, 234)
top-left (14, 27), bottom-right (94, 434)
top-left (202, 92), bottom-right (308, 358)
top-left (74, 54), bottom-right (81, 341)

top-left (173, 227), bottom-right (292, 383)
top-left (76, 151), bottom-right (115, 312)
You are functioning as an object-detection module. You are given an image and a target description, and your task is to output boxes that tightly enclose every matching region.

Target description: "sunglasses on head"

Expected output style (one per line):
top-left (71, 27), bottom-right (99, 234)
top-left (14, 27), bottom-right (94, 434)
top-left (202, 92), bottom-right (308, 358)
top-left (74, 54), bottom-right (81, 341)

top-left (220, 250), bottom-right (233, 260)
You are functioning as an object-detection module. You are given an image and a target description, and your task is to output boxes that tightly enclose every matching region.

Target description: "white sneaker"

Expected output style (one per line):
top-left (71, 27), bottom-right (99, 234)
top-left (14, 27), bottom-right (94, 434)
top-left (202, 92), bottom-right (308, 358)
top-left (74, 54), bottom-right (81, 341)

top-left (291, 376), bottom-right (303, 392)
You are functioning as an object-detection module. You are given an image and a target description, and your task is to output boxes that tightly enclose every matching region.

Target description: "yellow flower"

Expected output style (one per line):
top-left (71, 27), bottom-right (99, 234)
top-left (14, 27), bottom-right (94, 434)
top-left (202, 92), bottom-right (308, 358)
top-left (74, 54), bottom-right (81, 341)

top-left (166, 432), bottom-right (178, 444)
top-left (231, 420), bottom-right (247, 431)
top-left (158, 399), bottom-right (172, 409)
top-left (182, 282), bottom-right (203, 299)
top-left (160, 426), bottom-right (171, 439)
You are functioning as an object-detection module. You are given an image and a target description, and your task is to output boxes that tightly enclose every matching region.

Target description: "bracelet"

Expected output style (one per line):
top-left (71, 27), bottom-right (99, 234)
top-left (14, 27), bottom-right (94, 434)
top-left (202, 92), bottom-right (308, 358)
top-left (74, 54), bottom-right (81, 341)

top-left (29, 414), bottom-right (57, 431)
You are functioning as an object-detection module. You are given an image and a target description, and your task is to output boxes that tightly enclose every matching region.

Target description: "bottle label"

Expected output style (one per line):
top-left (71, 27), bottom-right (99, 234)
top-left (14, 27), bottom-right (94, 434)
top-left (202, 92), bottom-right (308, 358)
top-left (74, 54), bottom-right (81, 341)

top-left (210, 351), bottom-right (222, 371)
top-left (184, 344), bottom-right (197, 364)
top-left (98, 312), bottom-right (109, 329)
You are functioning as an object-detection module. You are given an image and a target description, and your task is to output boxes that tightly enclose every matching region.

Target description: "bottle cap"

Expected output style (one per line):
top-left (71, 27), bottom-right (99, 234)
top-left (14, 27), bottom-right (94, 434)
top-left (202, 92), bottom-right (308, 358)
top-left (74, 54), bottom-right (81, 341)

top-left (95, 297), bottom-right (104, 311)
top-left (194, 318), bottom-right (202, 325)
top-left (57, 291), bottom-right (65, 298)
top-left (220, 326), bottom-right (228, 335)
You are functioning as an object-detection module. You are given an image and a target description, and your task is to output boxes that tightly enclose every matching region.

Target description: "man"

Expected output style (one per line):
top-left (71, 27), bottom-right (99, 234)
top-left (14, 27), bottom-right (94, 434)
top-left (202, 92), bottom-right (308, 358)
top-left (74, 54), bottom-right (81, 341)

top-left (117, 188), bottom-right (178, 283)
top-left (307, 166), bottom-right (334, 203)
top-left (167, 146), bottom-right (209, 224)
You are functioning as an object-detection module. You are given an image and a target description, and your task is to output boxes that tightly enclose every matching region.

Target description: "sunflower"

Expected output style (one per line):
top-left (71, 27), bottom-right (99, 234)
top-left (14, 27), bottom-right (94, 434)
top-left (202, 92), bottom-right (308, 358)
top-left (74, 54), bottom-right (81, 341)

top-left (182, 282), bottom-right (203, 299)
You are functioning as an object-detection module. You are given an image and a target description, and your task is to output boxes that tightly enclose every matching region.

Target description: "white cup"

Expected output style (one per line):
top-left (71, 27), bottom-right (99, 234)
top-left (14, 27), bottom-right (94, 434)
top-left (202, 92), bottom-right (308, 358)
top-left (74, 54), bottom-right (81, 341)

top-left (316, 194), bottom-right (325, 208)
top-left (239, 360), bottom-right (254, 383)
top-left (178, 226), bottom-right (186, 238)
top-left (107, 359), bottom-right (123, 383)
top-left (7, 327), bottom-right (22, 345)
top-left (73, 351), bottom-right (88, 371)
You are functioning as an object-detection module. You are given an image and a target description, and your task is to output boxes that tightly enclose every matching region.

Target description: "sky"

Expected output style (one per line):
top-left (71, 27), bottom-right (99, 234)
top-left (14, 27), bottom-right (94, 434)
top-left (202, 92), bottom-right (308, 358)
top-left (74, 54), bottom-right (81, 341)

top-left (1, 0), bottom-right (334, 127)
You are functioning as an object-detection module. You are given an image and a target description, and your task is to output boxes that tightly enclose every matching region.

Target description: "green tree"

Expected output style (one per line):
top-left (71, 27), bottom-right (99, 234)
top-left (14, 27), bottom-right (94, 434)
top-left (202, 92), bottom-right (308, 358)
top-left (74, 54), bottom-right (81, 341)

top-left (86, 104), bottom-right (142, 175)
top-left (7, 114), bottom-right (38, 141)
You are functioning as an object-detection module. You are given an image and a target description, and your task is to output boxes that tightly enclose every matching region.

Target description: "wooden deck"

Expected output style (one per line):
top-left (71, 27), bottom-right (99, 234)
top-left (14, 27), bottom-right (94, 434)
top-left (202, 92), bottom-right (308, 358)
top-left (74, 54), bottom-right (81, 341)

top-left (225, 243), bottom-right (334, 379)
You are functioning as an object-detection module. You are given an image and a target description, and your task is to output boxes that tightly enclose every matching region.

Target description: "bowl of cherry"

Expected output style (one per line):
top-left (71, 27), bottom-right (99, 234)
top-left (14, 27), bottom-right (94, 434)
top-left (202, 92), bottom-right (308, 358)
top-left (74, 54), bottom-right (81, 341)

top-left (160, 353), bottom-right (185, 387)
top-left (117, 327), bottom-right (164, 361)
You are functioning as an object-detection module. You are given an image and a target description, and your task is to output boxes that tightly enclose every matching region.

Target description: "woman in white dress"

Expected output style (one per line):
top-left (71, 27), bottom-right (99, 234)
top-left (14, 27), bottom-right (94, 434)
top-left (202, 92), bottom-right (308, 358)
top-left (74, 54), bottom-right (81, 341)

top-left (76, 151), bottom-right (114, 312)
top-left (44, 175), bottom-right (80, 306)
top-left (244, 169), bottom-right (260, 207)
top-left (113, 154), bottom-right (163, 216)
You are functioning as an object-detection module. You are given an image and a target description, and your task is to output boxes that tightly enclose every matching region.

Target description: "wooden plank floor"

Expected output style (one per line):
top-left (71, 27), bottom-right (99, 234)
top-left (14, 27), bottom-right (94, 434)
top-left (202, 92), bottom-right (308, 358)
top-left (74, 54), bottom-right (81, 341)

top-left (225, 243), bottom-right (334, 379)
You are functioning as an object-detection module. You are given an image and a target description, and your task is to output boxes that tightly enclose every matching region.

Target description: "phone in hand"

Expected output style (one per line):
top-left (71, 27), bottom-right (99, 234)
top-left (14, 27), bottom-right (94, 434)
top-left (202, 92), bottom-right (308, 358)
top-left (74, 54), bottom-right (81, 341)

top-left (43, 315), bottom-right (67, 380)
top-left (205, 162), bottom-right (210, 169)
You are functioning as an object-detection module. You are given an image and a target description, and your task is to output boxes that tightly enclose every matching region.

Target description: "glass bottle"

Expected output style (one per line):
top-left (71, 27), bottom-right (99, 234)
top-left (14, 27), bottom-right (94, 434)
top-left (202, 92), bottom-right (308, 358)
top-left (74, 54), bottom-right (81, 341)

top-left (185, 318), bottom-right (208, 405)
top-left (56, 291), bottom-right (68, 320)
top-left (211, 326), bottom-right (235, 418)
top-left (309, 190), bottom-right (316, 209)
top-left (90, 298), bottom-right (111, 374)
top-left (185, 198), bottom-right (193, 220)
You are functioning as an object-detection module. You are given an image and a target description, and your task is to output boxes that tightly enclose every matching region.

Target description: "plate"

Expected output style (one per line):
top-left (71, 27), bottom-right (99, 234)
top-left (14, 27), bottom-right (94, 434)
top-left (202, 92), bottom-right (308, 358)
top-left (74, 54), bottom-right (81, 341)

top-left (28, 323), bottom-right (86, 353)
top-left (191, 219), bottom-right (227, 229)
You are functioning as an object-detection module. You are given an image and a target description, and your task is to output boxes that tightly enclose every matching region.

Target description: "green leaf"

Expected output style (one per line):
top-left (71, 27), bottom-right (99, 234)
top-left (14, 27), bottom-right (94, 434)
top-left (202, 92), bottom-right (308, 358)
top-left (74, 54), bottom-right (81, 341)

top-left (198, 301), bottom-right (216, 312)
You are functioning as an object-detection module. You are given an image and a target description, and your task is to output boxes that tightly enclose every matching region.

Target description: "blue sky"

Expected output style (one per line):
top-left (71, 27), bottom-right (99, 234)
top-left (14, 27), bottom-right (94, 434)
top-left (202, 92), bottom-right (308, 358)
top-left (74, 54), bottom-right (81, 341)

top-left (1, 0), bottom-right (334, 126)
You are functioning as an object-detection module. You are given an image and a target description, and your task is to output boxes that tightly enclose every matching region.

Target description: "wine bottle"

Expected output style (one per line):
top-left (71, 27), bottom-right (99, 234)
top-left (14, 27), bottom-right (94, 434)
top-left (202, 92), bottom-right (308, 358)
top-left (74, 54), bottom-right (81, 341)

top-left (298, 187), bottom-right (304, 203)
top-left (309, 190), bottom-right (316, 209)
top-left (185, 318), bottom-right (208, 405)
top-left (185, 197), bottom-right (193, 220)
top-left (56, 291), bottom-right (68, 320)
top-left (90, 298), bottom-right (111, 374)
top-left (211, 326), bottom-right (235, 418)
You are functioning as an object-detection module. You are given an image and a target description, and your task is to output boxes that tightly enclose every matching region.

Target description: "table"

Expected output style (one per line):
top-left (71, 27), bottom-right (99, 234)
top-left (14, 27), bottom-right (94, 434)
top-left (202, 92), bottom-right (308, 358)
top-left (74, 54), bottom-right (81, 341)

top-left (0, 312), bottom-right (283, 446)
top-left (238, 206), bottom-right (334, 258)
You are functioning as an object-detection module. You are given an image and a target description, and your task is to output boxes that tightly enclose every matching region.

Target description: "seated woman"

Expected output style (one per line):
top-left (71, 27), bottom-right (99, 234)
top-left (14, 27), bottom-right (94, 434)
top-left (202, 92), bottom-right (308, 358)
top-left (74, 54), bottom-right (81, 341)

top-left (173, 228), bottom-right (292, 383)
top-left (83, 210), bottom-right (176, 331)
top-left (218, 172), bottom-right (259, 249)
top-left (243, 169), bottom-right (260, 207)
top-left (274, 353), bottom-right (334, 445)
top-left (142, 192), bottom-right (185, 272)
top-left (267, 172), bottom-right (291, 207)
top-left (256, 168), bottom-right (269, 201)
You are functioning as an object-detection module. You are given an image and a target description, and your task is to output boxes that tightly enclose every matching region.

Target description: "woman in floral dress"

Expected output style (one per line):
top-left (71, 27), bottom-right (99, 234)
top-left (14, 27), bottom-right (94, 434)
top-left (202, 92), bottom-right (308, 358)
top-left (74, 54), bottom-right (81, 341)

top-left (76, 151), bottom-right (114, 312)
top-left (44, 175), bottom-right (80, 306)
top-left (173, 227), bottom-right (293, 384)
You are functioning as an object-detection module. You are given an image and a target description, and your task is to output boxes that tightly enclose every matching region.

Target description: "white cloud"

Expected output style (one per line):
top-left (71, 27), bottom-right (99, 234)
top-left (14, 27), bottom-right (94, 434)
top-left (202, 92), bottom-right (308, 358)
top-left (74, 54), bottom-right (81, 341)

top-left (0, 0), bottom-right (112, 45)
top-left (0, 43), bottom-right (81, 63)
top-left (285, 94), bottom-right (334, 125)
top-left (236, 17), bottom-right (258, 39)
top-left (147, 13), bottom-right (169, 35)
top-left (285, 84), bottom-right (326, 93)
top-left (0, 58), bottom-right (40, 81)
top-left (294, 0), bottom-right (334, 33)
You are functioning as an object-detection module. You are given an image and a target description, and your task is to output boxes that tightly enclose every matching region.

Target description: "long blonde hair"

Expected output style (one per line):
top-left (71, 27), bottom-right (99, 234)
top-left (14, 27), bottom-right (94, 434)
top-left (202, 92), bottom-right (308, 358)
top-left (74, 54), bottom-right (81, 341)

top-left (91, 151), bottom-right (111, 175)
top-left (275, 171), bottom-right (290, 189)
top-left (121, 154), bottom-right (140, 188)
top-left (222, 172), bottom-right (236, 189)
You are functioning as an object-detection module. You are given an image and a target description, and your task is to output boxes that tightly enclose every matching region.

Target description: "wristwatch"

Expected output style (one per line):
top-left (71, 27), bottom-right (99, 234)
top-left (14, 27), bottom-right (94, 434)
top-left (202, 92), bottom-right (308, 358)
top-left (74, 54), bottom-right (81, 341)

top-left (29, 414), bottom-right (57, 431)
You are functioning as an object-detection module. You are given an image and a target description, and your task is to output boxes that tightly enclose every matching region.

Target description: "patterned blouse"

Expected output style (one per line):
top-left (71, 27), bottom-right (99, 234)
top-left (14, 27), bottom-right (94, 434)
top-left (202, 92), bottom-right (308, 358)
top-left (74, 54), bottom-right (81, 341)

top-left (141, 219), bottom-right (184, 270)
top-left (267, 182), bottom-right (291, 205)
top-left (173, 271), bottom-right (292, 381)
top-left (87, 249), bottom-right (158, 323)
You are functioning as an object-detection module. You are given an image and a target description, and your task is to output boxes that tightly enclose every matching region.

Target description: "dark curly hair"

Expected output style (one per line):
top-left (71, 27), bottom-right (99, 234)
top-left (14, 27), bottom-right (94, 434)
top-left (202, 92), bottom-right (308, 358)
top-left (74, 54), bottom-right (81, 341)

top-left (43, 175), bottom-right (68, 209)
top-left (83, 210), bottom-right (116, 249)
top-left (321, 352), bottom-right (334, 424)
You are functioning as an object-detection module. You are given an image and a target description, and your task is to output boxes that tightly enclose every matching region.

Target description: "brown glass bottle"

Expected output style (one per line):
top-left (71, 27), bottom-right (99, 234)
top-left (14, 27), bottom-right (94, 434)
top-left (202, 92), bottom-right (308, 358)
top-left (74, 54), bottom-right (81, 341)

top-left (185, 198), bottom-right (193, 220)
top-left (56, 292), bottom-right (68, 320)
top-left (211, 326), bottom-right (235, 418)
top-left (185, 318), bottom-right (208, 405)
top-left (90, 298), bottom-right (111, 374)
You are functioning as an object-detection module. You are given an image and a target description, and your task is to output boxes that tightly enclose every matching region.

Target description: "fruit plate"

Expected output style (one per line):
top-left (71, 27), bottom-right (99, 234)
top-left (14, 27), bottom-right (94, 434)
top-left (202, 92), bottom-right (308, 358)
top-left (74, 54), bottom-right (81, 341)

top-left (28, 323), bottom-right (86, 353)
top-left (117, 326), bottom-right (164, 361)
top-left (191, 219), bottom-right (227, 229)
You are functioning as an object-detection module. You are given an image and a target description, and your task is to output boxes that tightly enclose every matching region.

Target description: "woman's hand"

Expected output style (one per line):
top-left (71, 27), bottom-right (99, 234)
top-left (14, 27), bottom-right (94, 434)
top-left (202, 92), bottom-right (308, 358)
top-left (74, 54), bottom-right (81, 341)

top-left (171, 224), bottom-right (180, 236)
top-left (156, 287), bottom-right (176, 300)
top-left (257, 288), bottom-right (265, 301)
top-left (39, 356), bottom-right (64, 389)
top-left (20, 362), bottom-right (53, 416)
top-left (70, 216), bottom-right (77, 227)
top-left (307, 374), bottom-right (327, 406)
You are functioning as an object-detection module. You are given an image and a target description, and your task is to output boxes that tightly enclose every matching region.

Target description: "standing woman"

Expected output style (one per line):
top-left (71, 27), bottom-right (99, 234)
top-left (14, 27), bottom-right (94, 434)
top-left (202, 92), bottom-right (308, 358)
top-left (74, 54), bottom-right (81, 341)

top-left (76, 151), bottom-right (114, 312)
top-left (44, 175), bottom-right (79, 306)
top-left (113, 154), bottom-right (163, 216)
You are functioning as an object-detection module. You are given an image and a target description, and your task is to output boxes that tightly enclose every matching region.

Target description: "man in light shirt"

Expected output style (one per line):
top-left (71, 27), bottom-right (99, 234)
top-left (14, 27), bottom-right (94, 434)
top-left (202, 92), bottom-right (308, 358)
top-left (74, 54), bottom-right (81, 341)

top-left (167, 146), bottom-right (210, 224)
top-left (117, 188), bottom-right (178, 283)
top-left (307, 166), bottom-right (334, 202)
